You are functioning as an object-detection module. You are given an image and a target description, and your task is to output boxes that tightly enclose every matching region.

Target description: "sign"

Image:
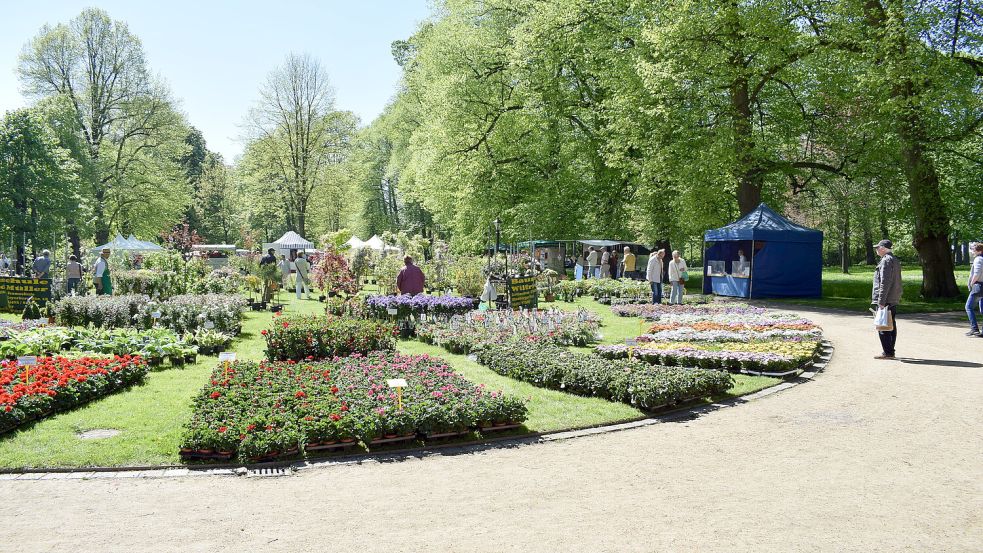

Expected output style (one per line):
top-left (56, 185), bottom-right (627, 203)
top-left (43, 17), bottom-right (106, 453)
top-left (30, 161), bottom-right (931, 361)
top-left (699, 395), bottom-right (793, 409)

top-left (0, 277), bottom-right (51, 314)
top-left (386, 379), bottom-right (408, 388)
top-left (218, 352), bottom-right (237, 363)
top-left (507, 275), bottom-right (538, 309)
top-left (203, 320), bottom-right (215, 330)
top-left (151, 311), bottom-right (162, 319)
top-left (387, 307), bottom-right (398, 316)
top-left (625, 338), bottom-right (638, 348)
top-left (17, 356), bottom-right (37, 366)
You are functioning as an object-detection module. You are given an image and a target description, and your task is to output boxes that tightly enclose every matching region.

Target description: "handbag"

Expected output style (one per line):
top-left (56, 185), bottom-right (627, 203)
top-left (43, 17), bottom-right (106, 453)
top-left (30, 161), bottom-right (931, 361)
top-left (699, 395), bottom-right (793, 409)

top-left (874, 307), bottom-right (894, 331)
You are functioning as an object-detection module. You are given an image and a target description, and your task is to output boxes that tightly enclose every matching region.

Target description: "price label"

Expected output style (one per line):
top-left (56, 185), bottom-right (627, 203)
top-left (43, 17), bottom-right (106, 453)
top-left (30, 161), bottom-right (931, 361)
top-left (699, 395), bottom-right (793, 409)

top-left (625, 338), bottom-right (638, 348)
top-left (387, 378), bottom-right (408, 388)
top-left (17, 356), bottom-right (37, 366)
top-left (151, 311), bottom-right (162, 319)
top-left (218, 352), bottom-right (237, 363)
top-left (203, 320), bottom-right (215, 329)
top-left (387, 308), bottom-right (398, 315)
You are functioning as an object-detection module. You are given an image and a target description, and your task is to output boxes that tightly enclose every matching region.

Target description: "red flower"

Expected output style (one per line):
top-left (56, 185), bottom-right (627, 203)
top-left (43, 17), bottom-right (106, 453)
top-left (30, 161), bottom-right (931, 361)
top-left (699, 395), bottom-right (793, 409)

top-left (329, 413), bottom-right (341, 421)
top-left (331, 386), bottom-right (339, 394)
top-left (340, 403), bottom-right (349, 412)
top-left (294, 390), bottom-right (306, 398)
top-left (282, 322), bottom-right (289, 329)
top-left (261, 330), bottom-right (268, 336)
top-left (217, 426), bottom-right (227, 433)
top-left (209, 391), bottom-right (221, 399)
top-left (246, 424), bottom-right (256, 431)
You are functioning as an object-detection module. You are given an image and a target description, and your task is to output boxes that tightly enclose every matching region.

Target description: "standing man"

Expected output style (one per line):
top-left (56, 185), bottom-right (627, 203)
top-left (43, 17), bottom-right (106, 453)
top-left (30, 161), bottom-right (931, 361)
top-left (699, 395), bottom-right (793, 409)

top-left (965, 242), bottom-right (983, 337)
top-left (260, 248), bottom-right (277, 266)
top-left (646, 249), bottom-right (665, 304)
top-left (93, 248), bottom-right (112, 296)
top-left (586, 247), bottom-right (598, 279)
top-left (622, 246), bottom-right (636, 280)
top-left (293, 252), bottom-right (312, 300)
top-left (396, 256), bottom-right (426, 296)
top-left (32, 249), bottom-right (52, 279)
top-left (871, 239), bottom-right (902, 359)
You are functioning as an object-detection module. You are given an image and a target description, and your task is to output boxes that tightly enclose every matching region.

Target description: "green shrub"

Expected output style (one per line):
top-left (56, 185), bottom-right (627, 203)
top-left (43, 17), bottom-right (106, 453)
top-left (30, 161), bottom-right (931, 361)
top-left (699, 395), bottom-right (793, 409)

top-left (263, 314), bottom-right (396, 361)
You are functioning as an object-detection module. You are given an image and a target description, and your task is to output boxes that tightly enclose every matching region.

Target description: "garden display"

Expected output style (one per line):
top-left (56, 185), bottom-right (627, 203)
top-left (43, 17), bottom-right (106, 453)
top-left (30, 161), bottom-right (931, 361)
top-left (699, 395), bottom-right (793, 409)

top-left (263, 314), bottom-right (396, 361)
top-left (611, 302), bottom-right (763, 319)
top-left (0, 325), bottom-right (201, 368)
top-left (53, 293), bottom-right (247, 335)
top-left (0, 355), bottom-right (148, 434)
top-left (0, 319), bottom-right (50, 339)
top-left (364, 294), bottom-right (478, 320)
top-left (473, 340), bottom-right (733, 411)
top-left (416, 308), bottom-right (601, 354)
top-left (180, 353), bottom-right (527, 461)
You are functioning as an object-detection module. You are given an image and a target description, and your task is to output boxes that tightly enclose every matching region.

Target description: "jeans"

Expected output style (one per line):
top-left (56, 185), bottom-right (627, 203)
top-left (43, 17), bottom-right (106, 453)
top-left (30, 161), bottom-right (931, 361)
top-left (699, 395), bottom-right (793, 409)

top-left (878, 304), bottom-right (898, 356)
top-left (670, 282), bottom-right (684, 304)
top-left (650, 281), bottom-right (662, 304)
top-left (967, 283), bottom-right (983, 331)
top-left (67, 277), bottom-right (81, 294)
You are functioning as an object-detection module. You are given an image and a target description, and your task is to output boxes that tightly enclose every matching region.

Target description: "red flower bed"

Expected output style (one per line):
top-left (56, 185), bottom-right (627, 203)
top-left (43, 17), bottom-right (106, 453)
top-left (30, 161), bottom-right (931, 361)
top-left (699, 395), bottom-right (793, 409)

top-left (0, 355), bottom-right (148, 434)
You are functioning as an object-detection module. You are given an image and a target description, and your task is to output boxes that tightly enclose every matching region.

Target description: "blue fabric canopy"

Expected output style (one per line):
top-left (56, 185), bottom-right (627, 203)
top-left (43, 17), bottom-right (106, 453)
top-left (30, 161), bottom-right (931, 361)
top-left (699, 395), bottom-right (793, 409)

top-left (702, 203), bottom-right (823, 298)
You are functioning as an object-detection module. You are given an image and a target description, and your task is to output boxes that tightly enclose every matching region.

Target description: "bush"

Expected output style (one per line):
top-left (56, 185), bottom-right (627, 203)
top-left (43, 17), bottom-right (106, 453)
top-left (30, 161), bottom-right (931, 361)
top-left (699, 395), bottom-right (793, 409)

top-left (263, 314), bottom-right (396, 361)
top-left (309, 248), bottom-right (359, 296)
top-left (364, 294), bottom-right (478, 320)
top-left (180, 353), bottom-right (527, 460)
top-left (190, 266), bottom-right (243, 295)
top-left (53, 294), bottom-right (247, 335)
top-left (114, 269), bottom-right (185, 298)
top-left (416, 308), bottom-right (600, 354)
top-left (474, 340), bottom-right (734, 410)
top-left (53, 295), bottom-right (149, 328)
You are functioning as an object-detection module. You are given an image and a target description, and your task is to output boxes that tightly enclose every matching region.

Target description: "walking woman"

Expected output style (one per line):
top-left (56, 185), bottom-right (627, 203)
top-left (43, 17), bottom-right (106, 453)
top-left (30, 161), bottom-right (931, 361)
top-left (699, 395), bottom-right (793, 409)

top-left (667, 250), bottom-right (688, 305)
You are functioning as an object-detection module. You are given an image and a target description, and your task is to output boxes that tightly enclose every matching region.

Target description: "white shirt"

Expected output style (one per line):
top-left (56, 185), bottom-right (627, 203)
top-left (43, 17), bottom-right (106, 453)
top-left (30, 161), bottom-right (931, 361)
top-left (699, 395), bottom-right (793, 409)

top-left (646, 256), bottom-right (663, 283)
top-left (970, 255), bottom-right (983, 286)
top-left (668, 258), bottom-right (688, 282)
top-left (586, 251), bottom-right (598, 266)
top-left (93, 257), bottom-right (107, 278)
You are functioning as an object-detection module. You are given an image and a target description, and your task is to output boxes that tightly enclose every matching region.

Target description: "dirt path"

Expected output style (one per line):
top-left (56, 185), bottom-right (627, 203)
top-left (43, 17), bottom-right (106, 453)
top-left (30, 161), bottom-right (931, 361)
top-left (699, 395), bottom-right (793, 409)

top-left (3, 308), bottom-right (982, 553)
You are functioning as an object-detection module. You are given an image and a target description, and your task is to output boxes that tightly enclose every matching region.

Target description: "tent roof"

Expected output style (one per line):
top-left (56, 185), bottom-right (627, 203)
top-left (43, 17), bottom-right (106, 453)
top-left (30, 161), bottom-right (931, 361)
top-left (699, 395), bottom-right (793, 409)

top-left (272, 231), bottom-right (314, 249)
top-left (344, 236), bottom-right (365, 248)
top-left (91, 234), bottom-right (163, 252)
top-left (364, 235), bottom-right (399, 251)
top-left (704, 203), bottom-right (823, 243)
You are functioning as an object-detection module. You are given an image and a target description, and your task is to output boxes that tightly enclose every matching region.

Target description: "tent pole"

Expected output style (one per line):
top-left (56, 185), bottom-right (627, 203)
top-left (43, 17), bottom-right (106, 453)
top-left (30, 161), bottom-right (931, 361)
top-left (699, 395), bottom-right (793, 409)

top-left (749, 239), bottom-right (755, 299)
top-left (702, 240), bottom-right (708, 296)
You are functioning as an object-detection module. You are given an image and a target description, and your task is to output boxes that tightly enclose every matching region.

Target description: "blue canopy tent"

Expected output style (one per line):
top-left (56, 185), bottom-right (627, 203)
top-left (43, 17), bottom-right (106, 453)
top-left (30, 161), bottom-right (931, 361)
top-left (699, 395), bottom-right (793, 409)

top-left (702, 203), bottom-right (823, 298)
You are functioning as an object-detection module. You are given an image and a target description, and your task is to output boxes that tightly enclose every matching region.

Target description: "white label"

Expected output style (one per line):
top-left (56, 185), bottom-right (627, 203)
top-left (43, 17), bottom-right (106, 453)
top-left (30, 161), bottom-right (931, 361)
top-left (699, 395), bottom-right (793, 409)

top-left (218, 352), bottom-right (237, 363)
top-left (203, 320), bottom-right (215, 329)
top-left (387, 378), bottom-right (408, 388)
top-left (625, 338), bottom-right (638, 348)
top-left (151, 311), bottom-right (162, 319)
top-left (17, 356), bottom-right (37, 366)
top-left (387, 308), bottom-right (398, 315)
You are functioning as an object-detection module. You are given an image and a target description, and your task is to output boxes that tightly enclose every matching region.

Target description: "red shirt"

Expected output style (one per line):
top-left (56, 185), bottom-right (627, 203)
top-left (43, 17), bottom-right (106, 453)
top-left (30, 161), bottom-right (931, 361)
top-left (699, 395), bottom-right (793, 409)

top-left (396, 264), bottom-right (426, 295)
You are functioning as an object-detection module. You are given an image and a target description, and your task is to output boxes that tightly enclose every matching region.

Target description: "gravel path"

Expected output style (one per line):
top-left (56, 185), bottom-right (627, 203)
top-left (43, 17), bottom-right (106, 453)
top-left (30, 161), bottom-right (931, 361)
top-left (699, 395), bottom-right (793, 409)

top-left (3, 307), bottom-right (982, 552)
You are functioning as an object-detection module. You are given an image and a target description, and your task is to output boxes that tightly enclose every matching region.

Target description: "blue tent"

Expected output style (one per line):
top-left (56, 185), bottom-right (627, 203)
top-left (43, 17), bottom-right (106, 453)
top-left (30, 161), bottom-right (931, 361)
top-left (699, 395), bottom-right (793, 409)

top-left (701, 203), bottom-right (823, 298)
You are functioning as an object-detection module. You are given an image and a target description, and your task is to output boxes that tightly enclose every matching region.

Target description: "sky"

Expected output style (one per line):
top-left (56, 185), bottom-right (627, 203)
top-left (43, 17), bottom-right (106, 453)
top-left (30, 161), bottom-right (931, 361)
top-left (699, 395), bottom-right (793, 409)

top-left (0, 0), bottom-right (433, 161)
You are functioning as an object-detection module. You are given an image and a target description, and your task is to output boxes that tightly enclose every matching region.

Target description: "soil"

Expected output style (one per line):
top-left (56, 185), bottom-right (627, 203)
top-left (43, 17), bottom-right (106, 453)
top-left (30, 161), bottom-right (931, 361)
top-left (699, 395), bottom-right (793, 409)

top-left (2, 306), bottom-right (981, 552)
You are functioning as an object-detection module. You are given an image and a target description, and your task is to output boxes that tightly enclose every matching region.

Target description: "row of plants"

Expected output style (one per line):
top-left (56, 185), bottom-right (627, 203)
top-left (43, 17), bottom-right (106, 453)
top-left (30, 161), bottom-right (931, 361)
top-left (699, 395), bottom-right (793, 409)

top-left (0, 319), bottom-right (49, 339)
top-left (473, 340), bottom-right (734, 411)
top-left (262, 314), bottom-right (397, 361)
top-left (180, 353), bottom-right (528, 461)
top-left (52, 293), bottom-right (247, 335)
top-left (0, 355), bottom-right (148, 434)
top-left (594, 343), bottom-right (820, 373)
top-left (639, 327), bottom-right (823, 343)
top-left (611, 303), bottom-right (766, 319)
top-left (364, 294), bottom-right (479, 319)
top-left (416, 309), bottom-right (601, 354)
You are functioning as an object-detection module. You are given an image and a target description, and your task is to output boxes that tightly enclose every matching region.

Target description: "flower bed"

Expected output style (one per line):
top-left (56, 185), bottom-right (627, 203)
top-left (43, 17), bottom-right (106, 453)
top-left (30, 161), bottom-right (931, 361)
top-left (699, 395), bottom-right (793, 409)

top-left (416, 309), bottom-right (601, 354)
top-left (611, 302), bottom-right (764, 319)
top-left (472, 340), bottom-right (733, 411)
top-left (53, 294), bottom-right (247, 335)
top-left (180, 353), bottom-right (527, 461)
top-left (0, 326), bottom-right (200, 368)
top-left (263, 314), bottom-right (396, 361)
top-left (364, 294), bottom-right (478, 319)
top-left (0, 355), bottom-right (148, 434)
top-left (595, 344), bottom-right (812, 373)
top-left (0, 319), bottom-right (51, 339)
top-left (639, 328), bottom-right (822, 343)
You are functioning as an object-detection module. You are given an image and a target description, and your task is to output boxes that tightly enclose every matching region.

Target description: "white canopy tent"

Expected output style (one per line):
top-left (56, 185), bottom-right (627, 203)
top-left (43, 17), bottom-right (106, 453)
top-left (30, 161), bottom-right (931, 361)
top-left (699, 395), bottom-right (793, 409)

top-left (271, 231), bottom-right (315, 250)
top-left (364, 235), bottom-right (399, 252)
top-left (90, 234), bottom-right (163, 252)
top-left (344, 236), bottom-right (366, 249)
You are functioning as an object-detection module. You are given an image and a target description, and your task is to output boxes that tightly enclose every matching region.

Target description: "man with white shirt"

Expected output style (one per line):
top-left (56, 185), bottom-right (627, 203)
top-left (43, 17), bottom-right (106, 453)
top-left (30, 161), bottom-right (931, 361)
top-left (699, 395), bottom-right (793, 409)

top-left (966, 242), bottom-right (983, 337)
top-left (93, 248), bottom-right (112, 295)
top-left (646, 249), bottom-right (665, 304)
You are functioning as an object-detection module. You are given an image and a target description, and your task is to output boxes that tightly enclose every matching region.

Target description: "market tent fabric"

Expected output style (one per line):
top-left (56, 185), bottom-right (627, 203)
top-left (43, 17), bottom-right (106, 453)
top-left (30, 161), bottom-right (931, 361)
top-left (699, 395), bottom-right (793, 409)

top-left (364, 235), bottom-right (399, 251)
top-left (127, 234), bottom-right (163, 251)
top-left (702, 203), bottom-right (822, 298)
top-left (345, 236), bottom-right (365, 249)
top-left (91, 234), bottom-right (162, 252)
top-left (272, 231), bottom-right (314, 250)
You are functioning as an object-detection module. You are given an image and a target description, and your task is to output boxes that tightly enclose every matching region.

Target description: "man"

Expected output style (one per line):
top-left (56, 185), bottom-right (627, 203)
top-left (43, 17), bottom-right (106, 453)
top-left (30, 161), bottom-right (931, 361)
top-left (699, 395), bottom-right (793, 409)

top-left (32, 249), bottom-right (52, 279)
top-left (871, 239), bottom-right (902, 359)
top-left (260, 248), bottom-right (277, 266)
top-left (396, 255), bottom-right (426, 295)
top-left (293, 252), bottom-right (312, 300)
top-left (586, 247), bottom-right (598, 279)
top-left (646, 249), bottom-right (665, 304)
top-left (0, 253), bottom-right (10, 272)
top-left (93, 248), bottom-right (112, 296)
top-left (966, 242), bottom-right (983, 337)
top-left (622, 246), bottom-right (636, 280)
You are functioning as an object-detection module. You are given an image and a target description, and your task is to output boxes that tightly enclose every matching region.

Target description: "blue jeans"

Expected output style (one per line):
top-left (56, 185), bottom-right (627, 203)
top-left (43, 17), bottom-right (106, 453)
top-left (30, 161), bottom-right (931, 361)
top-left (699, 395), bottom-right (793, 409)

top-left (670, 282), bottom-right (684, 304)
top-left (968, 283), bottom-right (983, 331)
top-left (67, 277), bottom-right (81, 294)
top-left (650, 281), bottom-right (662, 304)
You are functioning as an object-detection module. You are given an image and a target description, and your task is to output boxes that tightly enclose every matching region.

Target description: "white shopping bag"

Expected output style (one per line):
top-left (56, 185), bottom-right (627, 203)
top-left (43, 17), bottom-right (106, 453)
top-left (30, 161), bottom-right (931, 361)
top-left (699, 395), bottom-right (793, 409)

top-left (874, 307), bottom-right (893, 331)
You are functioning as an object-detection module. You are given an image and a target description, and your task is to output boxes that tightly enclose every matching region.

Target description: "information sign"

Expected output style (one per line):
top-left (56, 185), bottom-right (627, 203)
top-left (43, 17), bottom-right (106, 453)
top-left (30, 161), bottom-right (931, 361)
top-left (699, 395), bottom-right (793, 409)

top-left (0, 277), bottom-right (51, 313)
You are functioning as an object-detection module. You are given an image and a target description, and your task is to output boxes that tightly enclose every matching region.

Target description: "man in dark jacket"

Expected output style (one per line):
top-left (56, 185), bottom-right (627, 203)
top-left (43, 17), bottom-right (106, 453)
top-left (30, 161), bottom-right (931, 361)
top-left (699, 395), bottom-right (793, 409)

top-left (260, 248), bottom-right (277, 266)
top-left (396, 256), bottom-right (426, 295)
top-left (872, 239), bottom-right (903, 359)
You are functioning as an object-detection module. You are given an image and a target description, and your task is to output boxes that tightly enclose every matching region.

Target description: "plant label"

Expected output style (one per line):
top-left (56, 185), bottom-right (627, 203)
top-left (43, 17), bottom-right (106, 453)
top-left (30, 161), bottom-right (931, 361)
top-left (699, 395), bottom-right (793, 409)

top-left (17, 356), bottom-right (37, 366)
top-left (386, 378), bottom-right (408, 388)
top-left (203, 320), bottom-right (215, 329)
top-left (151, 311), bottom-right (162, 319)
top-left (218, 352), bottom-right (237, 363)
top-left (387, 308), bottom-right (398, 315)
top-left (625, 338), bottom-right (638, 348)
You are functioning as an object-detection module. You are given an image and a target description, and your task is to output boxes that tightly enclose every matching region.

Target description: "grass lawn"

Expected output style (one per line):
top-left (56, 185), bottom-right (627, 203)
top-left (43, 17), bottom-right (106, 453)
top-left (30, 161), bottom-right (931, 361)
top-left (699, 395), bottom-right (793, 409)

top-left (0, 291), bottom-right (781, 469)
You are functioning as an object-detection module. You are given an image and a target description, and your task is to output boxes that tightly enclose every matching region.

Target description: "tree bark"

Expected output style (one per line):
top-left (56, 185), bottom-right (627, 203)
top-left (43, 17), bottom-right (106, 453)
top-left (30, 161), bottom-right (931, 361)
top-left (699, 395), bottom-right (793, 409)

top-left (863, 225), bottom-right (876, 265)
top-left (840, 207), bottom-right (851, 273)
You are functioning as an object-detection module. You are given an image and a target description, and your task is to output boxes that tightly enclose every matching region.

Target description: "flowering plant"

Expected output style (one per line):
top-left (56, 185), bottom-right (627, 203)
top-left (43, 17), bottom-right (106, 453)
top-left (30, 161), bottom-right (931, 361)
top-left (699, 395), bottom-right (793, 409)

top-left (364, 294), bottom-right (478, 320)
top-left (263, 315), bottom-right (396, 361)
top-left (309, 248), bottom-right (359, 296)
top-left (416, 309), bottom-right (601, 354)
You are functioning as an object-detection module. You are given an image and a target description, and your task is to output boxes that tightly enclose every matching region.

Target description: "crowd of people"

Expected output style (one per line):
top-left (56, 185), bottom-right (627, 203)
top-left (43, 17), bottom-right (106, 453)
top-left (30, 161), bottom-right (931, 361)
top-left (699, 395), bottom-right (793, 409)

top-left (573, 245), bottom-right (689, 305)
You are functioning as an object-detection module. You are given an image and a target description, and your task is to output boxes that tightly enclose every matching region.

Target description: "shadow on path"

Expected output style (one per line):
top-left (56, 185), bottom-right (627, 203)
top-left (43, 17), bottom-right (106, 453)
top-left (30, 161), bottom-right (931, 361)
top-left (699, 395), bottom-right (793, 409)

top-left (895, 357), bottom-right (983, 368)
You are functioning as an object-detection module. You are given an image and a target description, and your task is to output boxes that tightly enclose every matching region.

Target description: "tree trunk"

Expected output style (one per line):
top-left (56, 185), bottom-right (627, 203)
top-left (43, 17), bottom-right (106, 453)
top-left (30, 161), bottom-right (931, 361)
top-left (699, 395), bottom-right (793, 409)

top-left (67, 222), bottom-right (81, 259)
top-left (840, 207), bottom-right (851, 273)
top-left (93, 184), bottom-right (109, 245)
top-left (863, 226), bottom-right (876, 265)
top-left (732, 76), bottom-right (761, 215)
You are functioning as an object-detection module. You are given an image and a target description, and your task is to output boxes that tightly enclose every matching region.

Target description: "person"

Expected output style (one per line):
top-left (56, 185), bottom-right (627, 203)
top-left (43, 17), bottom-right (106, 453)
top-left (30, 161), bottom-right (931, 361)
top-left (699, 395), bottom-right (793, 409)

top-left (608, 250), bottom-right (619, 279)
top-left (260, 248), bottom-right (277, 266)
top-left (0, 253), bottom-right (10, 272)
top-left (92, 248), bottom-right (112, 296)
top-left (668, 250), bottom-right (688, 305)
top-left (622, 247), bottom-right (636, 280)
top-left (66, 255), bottom-right (83, 294)
top-left (600, 247), bottom-right (611, 278)
top-left (871, 239), bottom-right (902, 359)
top-left (646, 249), bottom-right (665, 304)
top-left (965, 242), bottom-right (983, 337)
top-left (293, 252), bottom-right (312, 300)
top-left (277, 254), bottom-right (292, 289)
top-left (586, 247), bottom-right (598, 279)
top-left (575, 252), bottom-right (586, 280)
top-left (32, 249), bottom-right (52, 279)
top-left (738, 249), bottom-right (747, 264)
top-left (396, 255), bottom-right (426, 295)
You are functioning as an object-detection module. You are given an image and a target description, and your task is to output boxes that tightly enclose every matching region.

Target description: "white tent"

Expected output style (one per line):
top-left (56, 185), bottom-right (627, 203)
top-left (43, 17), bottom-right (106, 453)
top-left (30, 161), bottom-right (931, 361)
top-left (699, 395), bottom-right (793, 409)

top-left (91, 234), bottom-right (163, 252)
top-left (128, 234), bottom-right (163, 251)
top-left (364, 235), bottom-right (399, 251)
top-left (271, 231), bottom-right (314, 250)
top-left (344, 236), bottom-right (366, 249)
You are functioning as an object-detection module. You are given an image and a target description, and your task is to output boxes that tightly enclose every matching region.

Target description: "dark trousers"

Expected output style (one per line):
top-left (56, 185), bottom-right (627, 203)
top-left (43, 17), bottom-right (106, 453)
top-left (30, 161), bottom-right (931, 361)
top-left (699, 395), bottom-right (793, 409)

top-left (878, 304), bottom-right (898, 356)
top-left (651, 281), bottom-right (662, 304)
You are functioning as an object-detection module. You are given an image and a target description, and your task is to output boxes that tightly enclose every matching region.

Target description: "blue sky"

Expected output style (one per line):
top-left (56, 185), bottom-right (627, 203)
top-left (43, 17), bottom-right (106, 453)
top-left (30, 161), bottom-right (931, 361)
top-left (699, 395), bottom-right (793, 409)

top-left (0, 0), bottom-right (432, 161)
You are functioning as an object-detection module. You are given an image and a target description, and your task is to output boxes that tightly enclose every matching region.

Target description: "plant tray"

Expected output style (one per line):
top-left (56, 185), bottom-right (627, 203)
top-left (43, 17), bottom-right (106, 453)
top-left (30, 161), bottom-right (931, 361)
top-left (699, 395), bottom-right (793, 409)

top-left (180, 450), bottom-right (233, 461)
top-left (304, 442), bottom-right (357, 452)
top-left (368, 435), bottom-right (417, 446)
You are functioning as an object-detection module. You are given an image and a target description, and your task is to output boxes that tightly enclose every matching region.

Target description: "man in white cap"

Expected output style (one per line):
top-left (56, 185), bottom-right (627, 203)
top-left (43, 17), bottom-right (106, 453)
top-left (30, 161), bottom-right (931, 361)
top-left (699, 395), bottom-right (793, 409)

top-left (93, 248), bottom-right (113, 295)
top-left (32, 250), bottom-right (52, 279)
top-left (872, 239), bottom-right (902, 359)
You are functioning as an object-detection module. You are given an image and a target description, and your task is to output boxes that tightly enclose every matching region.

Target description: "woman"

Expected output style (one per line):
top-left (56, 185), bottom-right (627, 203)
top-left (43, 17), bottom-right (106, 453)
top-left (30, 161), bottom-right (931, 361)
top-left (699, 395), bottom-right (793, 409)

top-left (667, 250), bottom-right (688, 305)
top-left (66, 255), bottom-right (83, 295)
top-left (609, 250), bottom-right (619, 279)
top-left (600, 247), bottom-right (611, 278)
top-left (277, 254), bottom-right (291, 289)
